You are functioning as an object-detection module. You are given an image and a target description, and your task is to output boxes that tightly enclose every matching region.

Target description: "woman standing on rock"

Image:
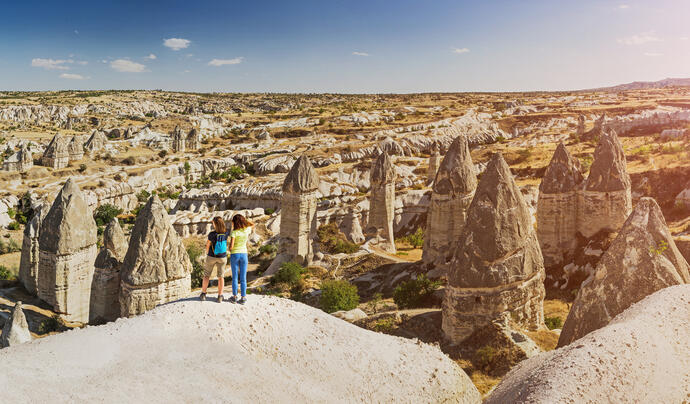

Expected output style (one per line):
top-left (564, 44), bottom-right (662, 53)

top-left (200, 216), bottom-right (229, 303)
top-left (229, 214), bottom-right (253, 304)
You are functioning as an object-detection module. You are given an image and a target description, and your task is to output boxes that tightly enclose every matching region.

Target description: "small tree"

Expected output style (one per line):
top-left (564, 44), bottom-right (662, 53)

top-left (93, 204), bottom-right (123, 227)
top-left (320, 280), bottom-right (359, 313)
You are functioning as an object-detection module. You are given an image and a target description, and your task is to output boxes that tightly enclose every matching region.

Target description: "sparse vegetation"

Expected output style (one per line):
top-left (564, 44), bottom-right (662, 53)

top-left (272, 262), bottom-right (306, 288)
top-left (317, 222), bottom-right (359, 254)
top-left (397, 228), bottom-right (424, 249)
top-left (93, 203), bottom-right (122, 227)
top-left (544, 316), bottom-right (563, 330)
top-left (186, 243), bottom-right (205, 288)
top-left (0, 265), bottom-right (15, 280)
top-left (393, 274), bottom-right (440, 309)
top-left (38, 314), bottom-right (64, 334)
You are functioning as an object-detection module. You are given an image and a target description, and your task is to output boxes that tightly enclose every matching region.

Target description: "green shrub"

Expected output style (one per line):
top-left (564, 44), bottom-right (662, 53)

top-left (0, 265), bottom-right (15, 280)
top-left (93, 204), bottom-right (122, 227)
top-left (78, 163), bottom-right (87, 173)
top-left (0, 239), bottom-right (20, 254)
top-left (393, 274), bottom-right (440, 309)
top-left (38, 315), bottom-right (63, 334)
top-left (264, 208), bottom-right (275, 215)
top-left (545, 316), bottom-right (563, 330)
top-left (373, 317), bottom-right (396, 333)
top-left (7, 221), bottom-right (20, 231)
top-left (475, 345), bottom-right (497, 369)
top-left (317, 222), bottom-right (359, 254)
top-left (398, 228), bottom-right (424, 249)
top-left (272, 262), bottom-right (305, 288)
top-left (136, 190), bottom-right (151, 203)
top-left (258, 243), bottom-right (278, 256)
top-left (320, 279), bottom-right (359, 313)
top-left (186, 244), bottom-right (205, 288)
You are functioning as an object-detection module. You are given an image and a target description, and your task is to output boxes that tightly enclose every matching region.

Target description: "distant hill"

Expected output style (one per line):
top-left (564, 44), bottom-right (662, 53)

top-left (591, 78), bottom-right (690, 92)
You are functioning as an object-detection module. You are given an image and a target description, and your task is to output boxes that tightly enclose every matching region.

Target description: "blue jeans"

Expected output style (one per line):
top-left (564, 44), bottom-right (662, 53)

top-left (230, 253), bottom-right (248, 297)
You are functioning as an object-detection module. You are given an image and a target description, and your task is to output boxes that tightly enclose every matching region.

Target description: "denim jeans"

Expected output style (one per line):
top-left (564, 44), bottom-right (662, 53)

top-left (230, 253), bottom-right (248, 297)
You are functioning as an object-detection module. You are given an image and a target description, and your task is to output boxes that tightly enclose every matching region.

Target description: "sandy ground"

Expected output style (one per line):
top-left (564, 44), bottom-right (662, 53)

top-left (486, 285), bottom-right (690, 404)
top-left (0, 295), bottom-right (480, 403)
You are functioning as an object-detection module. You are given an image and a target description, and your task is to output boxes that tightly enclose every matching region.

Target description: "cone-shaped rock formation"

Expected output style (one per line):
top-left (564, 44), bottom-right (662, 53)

top-left (119, 196), bottom-right (192, 317)
top-left (90, 218), bottom-right (128, 323)
top-left (537, 143), bottom-right (584, 267)
top-left (367, 152), bottom-right (396, 253)
top-left (443, 153), bottom-right (545, 344)
top-left (558, 197), bottom-right (690, 346)
top-left (423, 136), bottom-right (477, 267)
top-left (37, 179), bottom-right (97, 323)
top-left (0, 301), bottom-right (32, 348)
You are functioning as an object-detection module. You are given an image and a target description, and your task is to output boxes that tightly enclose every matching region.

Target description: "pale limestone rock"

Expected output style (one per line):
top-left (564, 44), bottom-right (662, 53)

top-left (119, 196), bottom-right (192, 317)
top-left (427, 149), bottom-right (442, 184)
top-left (2, 144), bottom-right (33, 172)
top-left (576, 114), bottom-right (585, 138)
top-left (423, 137), bottom-right (476, 267)
top-left (577, 130), bottom-right (631, 238)
top-left (442, 153), bottom-right (545, 344)
top-left (38, 179), bottom-right (97, 323)
top-left (341, 208), bottom-right (365, 244)
top-left (275, 155), bottom-right (319, 270)
top-left (19, 205), bottom-right (47, 295)
top-left (171, 126), bottom-right (185, 153)
top-left (366, 152), bottom-right (396, 253)
top-left (558, 198), bottom-right (690, 347)
top-left (0, 302), bottom-right (32, 348)
top-left (67, 135), bottom-right (84, 161)
top-left (84, 130), bottom-right (108, 154)
top-left (537, 142), bottom-right (584, 267)
top-left (90, 219), bottom-right (127, 323)
top-left (186, 128), bottom-right (201, 151)
top-left (41, 133), bottom-right (70, 169)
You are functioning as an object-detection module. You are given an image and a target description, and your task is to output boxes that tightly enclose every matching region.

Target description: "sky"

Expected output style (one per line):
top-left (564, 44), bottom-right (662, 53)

top-left (1, 0), bottom-right (689, 93)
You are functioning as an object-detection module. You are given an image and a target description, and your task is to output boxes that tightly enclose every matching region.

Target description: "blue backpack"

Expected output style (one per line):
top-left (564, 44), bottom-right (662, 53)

top-left (214, 233), bottom-right (228, 256)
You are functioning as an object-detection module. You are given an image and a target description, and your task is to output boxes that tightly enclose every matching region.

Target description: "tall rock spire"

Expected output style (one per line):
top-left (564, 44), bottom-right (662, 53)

top-left (90, 218), bottom-right (128, 323)
top-left (19, 204), bottom-right (47, 295)
top-left (266, 155), bottom-right (320, 275)
top-left (119, 196), bottom-right (192, 317)
top-left (442, 153), bottom-right (545, 344)
top-left (423, 136), bottom-right (477, 268)
top-left (537, 142), bottom-right (584, 267)
top-left (558, 198), bottom-right (690, 347)
top-left (577, 130), bottom-right (632, 238)
top-left (37, 178), bottom-right (97, 323)
top-left (366, 152), bottom-right (396, 253)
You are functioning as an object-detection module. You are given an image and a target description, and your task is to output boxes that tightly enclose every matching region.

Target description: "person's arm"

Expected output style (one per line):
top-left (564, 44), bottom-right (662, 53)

top-left (229, 235), bottom-right (236, 251)
top-left (205, 240), bottom-right (212, 255)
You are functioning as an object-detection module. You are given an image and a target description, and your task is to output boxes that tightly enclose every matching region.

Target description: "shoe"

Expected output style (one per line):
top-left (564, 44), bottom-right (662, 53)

top-left (217, 295), bottom-right (224, 303)
top-left (200, 292), bottom-right (207, 301)
top-left (229, 296), bottom-right (237, 303)
top-left (238, 297), bottom-right (246, 305)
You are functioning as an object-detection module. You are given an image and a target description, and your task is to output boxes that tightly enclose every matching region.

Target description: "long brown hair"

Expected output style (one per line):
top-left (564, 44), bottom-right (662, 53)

top-left (212, 216), bottom-right (227, 233)
top-left (232, 214), bottom-right (253, 230)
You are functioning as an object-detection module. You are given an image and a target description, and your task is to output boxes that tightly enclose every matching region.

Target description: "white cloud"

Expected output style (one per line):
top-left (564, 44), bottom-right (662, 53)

top-left (145, 53), bottom-right (157, 60)
top-left (208, 57), bottom-right (244, 66)
top-left (681, 36), bottom-right (689, 41)
top-left (452, 47), bottom-right (470, 54)
top-left (352, 51), bottom-right (370, 56)
top-left (618, 4), bottom-right (629, 9)
top-left (110, 59), bottom-right (147, 72)
top-left (644, 52), bottom-right (663, 57)
top-left (31, 58), bottom-right (70, 70)
top-left (74, 29), bottom-right (79, 34)
top-left (163, 38), bottom-right (191, 51)
top-left (60, 73), bottom-right (87, 80)
top-left (617, 31), bottom-right (662, 45)
top-left (76, 60), bottom-right (88, 65)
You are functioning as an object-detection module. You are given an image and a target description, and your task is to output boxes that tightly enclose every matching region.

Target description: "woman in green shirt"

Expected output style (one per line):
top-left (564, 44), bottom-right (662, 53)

top-left (229, 214), bottom-right (253, 304)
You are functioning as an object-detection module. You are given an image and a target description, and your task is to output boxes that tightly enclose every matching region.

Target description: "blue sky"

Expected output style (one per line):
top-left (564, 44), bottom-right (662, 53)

top-left (1, 0), bottom-right (689, 92)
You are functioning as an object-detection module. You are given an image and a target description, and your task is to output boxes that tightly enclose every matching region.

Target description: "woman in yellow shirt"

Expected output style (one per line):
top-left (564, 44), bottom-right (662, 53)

top-left (229, 214), bottom-right (253, 304)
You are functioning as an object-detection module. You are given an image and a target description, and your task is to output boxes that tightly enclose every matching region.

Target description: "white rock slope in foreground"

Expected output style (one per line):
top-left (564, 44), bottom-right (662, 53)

top-left (0, 295), bottom-right (480, 403)
top-left (486, 285), bottom-right (690, 404)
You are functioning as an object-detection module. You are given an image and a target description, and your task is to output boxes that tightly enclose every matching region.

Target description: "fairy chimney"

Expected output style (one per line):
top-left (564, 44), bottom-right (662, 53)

top-left (278, 155), bottom-right (320, 266)
top-left (41, 133), bottom-right (70, 169)
top-left (171, 126), bottom-right (185, 153)
top-left (537, 142), bottom-right (584, 267)
top-left (366, 152), bottom-right (397, 253)
top-left (0, 302), bottom-right (32, 348)
top-left (37, 179), bottom-right (98, 323)
top-left (90, 218), bottom-right (128, 323)
top-left (427, 147), bottom-right (442, 184)
top-left (442, 153), bottom-right (545, 344)
top-left (186, 128), bottom-right (201, 151)
top-left (119, 196), bottom-right (192, 317)
top-left (558, 198), bottom-right (690, 347)
top-left (18, 204), bottom-right (47, 295)
top-left (577, 130), bottom-right (632, 238)
top-left (423, 136), bottom-right (477, 267)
